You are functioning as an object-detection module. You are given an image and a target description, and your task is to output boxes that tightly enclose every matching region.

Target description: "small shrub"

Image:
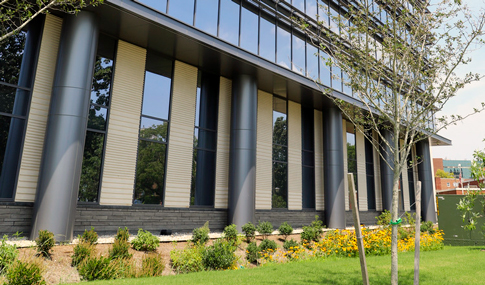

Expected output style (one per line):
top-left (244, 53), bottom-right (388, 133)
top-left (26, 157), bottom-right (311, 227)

top-left (259, 239), bottom-right (277, 253)
top-left (202, 239), bottom-right (237, 270)
top-left (192, 221), bottom-right (210, 245)
top-left (403, 212), bottom-right (416, 226)
top-left (398, 227), bottom-right (412, 240)
top-left (241, 222), bottom-right (256, 242)
top-left (77, 255), bottom-right (119, 281)
top-left (131, 229), bottom-right (159, 251)
top-left (283, 238), bottom-right (299, 251)
top-left (170, 245), bottom-right (205, 274)
top-left (278, 222), bottom-right (293, 240)
top-left (257, 221), bottom-right (273, 239)
top-left (301, 216), bottom-right (324, 245)
top-left (80, 227), bottom-right (98, 245)
top-left (223, 224), bottom-right (238, 245)
top-left (421, 221), bottom-right (436, 234)
top-left (6, 259), bottom-right (45, 285)
top-left (0, 235), bottom-right (18, 274)
top-left (245, 242), bottom-right (259, 264)
top-left (138, 253), bottom-right (164, 277)
top-left (35, 230), bottom-right (55, 258)
top-left (115, 227), bottom-right (130, 242)
top-left (376, 210), bottom-right (392, 226)
top-left (71, 241), bottom-right (95, 267)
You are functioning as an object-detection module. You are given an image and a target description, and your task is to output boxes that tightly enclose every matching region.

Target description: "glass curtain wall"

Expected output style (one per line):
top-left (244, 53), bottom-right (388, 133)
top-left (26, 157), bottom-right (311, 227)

top-left (364, 132), bottom-right (376, 210)
top-left (0, 21), bottom-right (41, 200)
top-left (78, 36), bottom-right (117, 203)
top-left (346, 122), bottom-right (357, 191)
top-left (134, 53), bottom-right (173, 205)
top-left (272, 97), bottom-right (288, 209)
top-left (190, 71), bottom-right (219, 207)
top-left (301, 105), bottom-right (315, 209)
top-left (407, 154), bottom-right (416, 210)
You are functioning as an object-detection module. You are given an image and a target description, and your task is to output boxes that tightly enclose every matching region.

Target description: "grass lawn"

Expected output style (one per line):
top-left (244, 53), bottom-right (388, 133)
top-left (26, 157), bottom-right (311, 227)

top-left (90, 246), bottom-right (484, 284)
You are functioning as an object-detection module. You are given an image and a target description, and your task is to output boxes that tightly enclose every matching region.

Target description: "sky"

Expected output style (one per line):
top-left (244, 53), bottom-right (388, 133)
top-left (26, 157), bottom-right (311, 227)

top-left (430, 0), bottom-right (485, 161)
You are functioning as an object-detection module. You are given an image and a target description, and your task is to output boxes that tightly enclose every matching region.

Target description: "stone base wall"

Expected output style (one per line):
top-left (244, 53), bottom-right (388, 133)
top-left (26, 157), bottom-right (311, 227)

top-left (0, 202), bottom-right (34, 237)
top-left (255, 210), bottom-right (326, 228)
top-left (74, 205), bottom-right (228, 236)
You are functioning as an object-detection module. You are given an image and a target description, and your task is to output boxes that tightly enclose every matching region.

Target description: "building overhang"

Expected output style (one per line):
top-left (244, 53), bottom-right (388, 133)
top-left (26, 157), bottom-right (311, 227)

top-left (430, 133), bottom-right (452, 147)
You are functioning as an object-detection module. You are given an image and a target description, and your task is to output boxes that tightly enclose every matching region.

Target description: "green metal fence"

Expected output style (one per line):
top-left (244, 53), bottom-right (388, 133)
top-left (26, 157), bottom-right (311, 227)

top-left (437, 194), bottom-right (485, 246)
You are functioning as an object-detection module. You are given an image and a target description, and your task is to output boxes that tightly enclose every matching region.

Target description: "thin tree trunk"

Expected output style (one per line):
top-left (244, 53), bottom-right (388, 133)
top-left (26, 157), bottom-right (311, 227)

top-left (414, 181), bottom-right (422, 285)
top-left (348, 173), bottom-right (369, 285)
top-left (391, 178), bottom-right (400, 285)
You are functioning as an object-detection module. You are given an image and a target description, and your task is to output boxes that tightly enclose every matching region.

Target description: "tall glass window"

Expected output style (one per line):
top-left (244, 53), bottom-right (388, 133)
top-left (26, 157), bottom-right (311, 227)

top-left (190, 72), bottom-right (219, 207)
top-left (306, 0), bottom-right (318, 20)
top-left (134, 53), bottom-right (173, 205)
top-left (219, 0), bottom-right (240, 46)
top-left (168, 0), bottom-right (195, 25)
top-left (78, 36), bottom-right (116, 203)
top-left (306, 42), bottom-right (318, 79)
top-left (302, 106), bottom-right (315, 209)
top-left (195, 0), bottom-right (218, 35)
top-left (318, 0), bottom-right (329, 28)
top-left (346, 122), bottom-right (357, 191)
top-left (259, 10), bottom-right (276, 62)
top-left (292, 33), bottom-right (305, 75)
top-left (0, 22), bottom-right (40, 200)
top-left (319, 49), bottom-right (331, 87)
top-left (272, 97), bottom-right (288, 208)
top-left (407, 154), bottom-right (416, 210)
top-left (365, 132), bottom-right (376, 210)
top-left (277, 25), bottom-right (291, 69)
top-left (240, 2), bottom-right (259, 54)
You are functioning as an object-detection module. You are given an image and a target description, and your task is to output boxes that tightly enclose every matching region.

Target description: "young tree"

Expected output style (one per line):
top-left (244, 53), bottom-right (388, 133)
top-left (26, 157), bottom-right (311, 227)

top-left (296, 0), bottom-right (485, 284)
top-left (0, 0), bottom-right (104, 43)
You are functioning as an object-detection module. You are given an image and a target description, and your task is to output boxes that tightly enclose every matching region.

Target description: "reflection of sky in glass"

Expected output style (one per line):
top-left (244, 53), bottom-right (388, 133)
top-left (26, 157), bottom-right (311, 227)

top-left (142, 71), bottom-right (171, 120)
top-left (277, 27), bottom-right (291, 69)
top-left (137, 0), bottom-right (167, 13)
top-left (292, 35), bottom-right (305, 75)
top-left (306, 43), bottom-right (318, 79)
top-left (292, 0), bottom-right (305, 11)
top-left (319, 49), bottom-right (331, 87)
top-left (260, 17), bottom-right (275, 62)
top-left (306, 0), bottom-right (317, 20)
top-left (347, 132), bottom-right (355, 145)
top-left (219, 0), bottom-right (240, 45)
top-left (195, 87), bottom-right (200, 127)
top-left (332, 64), bottom-right (342, 91)
top-left (140, 117), bottom-right (167, 142)
top-left (240, 7), bottom-right (258, 54)
top-left (318, 0), bottom-right (328, 26)
top-left (168, 0), bottom-right (194, 24)
top-left (329, 6), bottom-right (339, 34)
top-left (195, 0), bottom-right (218, 35)
top-left (342, 71), bottom-right (352, 95)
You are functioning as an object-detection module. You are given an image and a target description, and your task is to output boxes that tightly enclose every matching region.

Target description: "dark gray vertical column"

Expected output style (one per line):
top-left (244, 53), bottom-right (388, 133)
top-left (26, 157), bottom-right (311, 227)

top-left (323, 106), bottom-right (345, 229)
top-left (0, 18), bottom-right (42, 198)
top-left (228, 74), bottom-right (257, 231)
top-left (379, 128), bottom-right (394, 211)
top-left (30, 12), bottom-right (98, 241)
top-left (416, 139), bottom-right (436, 223)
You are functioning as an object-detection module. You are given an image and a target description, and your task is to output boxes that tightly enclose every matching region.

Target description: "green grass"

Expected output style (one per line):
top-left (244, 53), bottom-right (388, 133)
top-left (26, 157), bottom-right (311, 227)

top-left (90, 246), bottom-right (485, 284)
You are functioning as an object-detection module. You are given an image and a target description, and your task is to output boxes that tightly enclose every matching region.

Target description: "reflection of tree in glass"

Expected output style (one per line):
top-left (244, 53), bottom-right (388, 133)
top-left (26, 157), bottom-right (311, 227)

top-left (87, 106), bottom-right (106, 130)
top-left (0, 31), bottom-right (25, 84)
top-left (190, 134), bottom-right (198, 205)
top-left (135, 124), bottom-right (168, 204)
top-left (347, 142), bottom-right (357, 188)
top-left (272, 116), bottom-right (287, 208)
top-left (78, 132), bottom-right (104, 202)
top-left (91, 56), bottom-right (113, 106)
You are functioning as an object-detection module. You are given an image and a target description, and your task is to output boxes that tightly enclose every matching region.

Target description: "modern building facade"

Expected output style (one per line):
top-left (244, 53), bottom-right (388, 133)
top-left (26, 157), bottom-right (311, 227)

top-left (0, 0), bottom-right (448, 241)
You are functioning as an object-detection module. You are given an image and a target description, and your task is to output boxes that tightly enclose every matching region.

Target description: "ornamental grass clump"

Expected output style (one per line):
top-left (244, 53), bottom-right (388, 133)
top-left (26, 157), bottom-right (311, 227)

top-left (0, 235), bottom-right (18, 275)
top-left (138, 253), bottom-right (164, 277)
top-left (241, 222), bottom-right (256, 243)
top-left (35, 230), bottom-right (55, 258)
top-left (278, 222), bottom-right (293, 241)
top-left (170, 244), bottom-right (205, 274)
top-left (6, 258), bottom-right (45, 285)
top-left (131, 229), bottom-right (159, 251)
top-left (77, 255), bottom-right (119, 281)
top-left (71, 241), bottom-right (95, 267)
top-left (80, 227), bottom-right (98, 245)
top-left (256, 221), bottom-right (273, 239)
top-left (192, 222), bottom-right (210, 245)
top-left (109, 227), bottom-right (132, 260)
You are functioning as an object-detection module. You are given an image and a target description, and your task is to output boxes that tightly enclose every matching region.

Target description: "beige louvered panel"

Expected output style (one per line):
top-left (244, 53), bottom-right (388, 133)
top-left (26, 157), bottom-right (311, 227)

top-left (373, 130), bottom-right (383, 211)
top-left (214, 77), bottom-right (231, 209)
top-left (314, 110), bottom-right (325, 210)
top-left (15, 15), bottom-right (63, 202)
top-left (356, 128), bottom-right (368, 211)
top-left (400, 140), bottom-right (411, 212)
top-left (164, 61), bottom-right (198, 208)
top-left (99, 40), bottom-right (146, 206)
top-left (287, 101), bottom-right (302, 210)
top-left (256, 90), bottom-right (273, 210)
top-left (343, 119), bottom-right (349, 211)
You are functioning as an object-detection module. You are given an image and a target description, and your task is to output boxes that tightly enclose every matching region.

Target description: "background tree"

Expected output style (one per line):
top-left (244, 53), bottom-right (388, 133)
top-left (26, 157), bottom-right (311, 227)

top-left (0, 0), bottom-right (104, 43)
top-left (296, 0), bottom-right (485, 284)
top-left (436, 169), bottom-right (454, 178)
